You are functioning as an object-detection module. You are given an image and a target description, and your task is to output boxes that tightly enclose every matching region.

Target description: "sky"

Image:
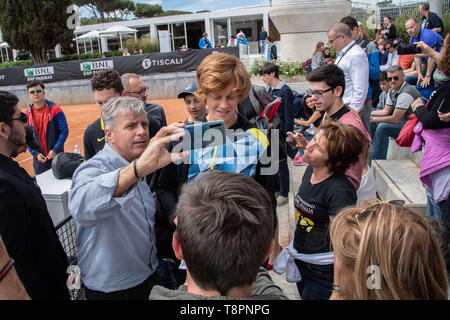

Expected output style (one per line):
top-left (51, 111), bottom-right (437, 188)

top-left (134, 0), bottom-right (270, 12)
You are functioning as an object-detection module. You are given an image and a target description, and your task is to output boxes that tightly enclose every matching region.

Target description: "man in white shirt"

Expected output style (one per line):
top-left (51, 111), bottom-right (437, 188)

top-left (328, 23), bottom-right (369, 115)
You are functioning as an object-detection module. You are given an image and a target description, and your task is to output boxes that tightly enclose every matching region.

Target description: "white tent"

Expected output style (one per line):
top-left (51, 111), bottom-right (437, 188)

top-left (76, 30), bottom-right (114, 54)
top-left (99, 25), bottom-right (138, 49)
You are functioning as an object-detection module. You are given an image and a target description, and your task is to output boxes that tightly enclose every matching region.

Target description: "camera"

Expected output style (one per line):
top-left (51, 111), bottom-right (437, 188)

top-left (397, 44), bottom-right (421, 55)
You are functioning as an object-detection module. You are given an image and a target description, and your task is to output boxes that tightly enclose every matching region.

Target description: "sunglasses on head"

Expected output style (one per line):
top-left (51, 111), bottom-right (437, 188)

top-left (28, 89), bottom-right (43, 95)
top-left (387, 76), bottom-right (400, 82)
top-left (12, 112), bottom-right (28, 124)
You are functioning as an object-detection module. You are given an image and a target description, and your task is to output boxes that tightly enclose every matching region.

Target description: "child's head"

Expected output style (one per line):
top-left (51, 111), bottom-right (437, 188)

top-left (379, 71), bottom-right (390, 93)
top-left (178, 82), bottom-right (206, 121)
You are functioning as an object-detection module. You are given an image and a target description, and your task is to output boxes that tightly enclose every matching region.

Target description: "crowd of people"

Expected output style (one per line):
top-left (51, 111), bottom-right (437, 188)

top-left (0, 2), bottom-right (449, 302)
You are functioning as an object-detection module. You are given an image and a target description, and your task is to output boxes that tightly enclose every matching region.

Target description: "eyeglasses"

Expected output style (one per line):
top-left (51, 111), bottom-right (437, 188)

top-left (28, 89), bottom-right (43, 95)
top-left (328, 34), bottom-right (342, 44)
top-left (128, 86), bottom-right (148, 96)
top-left (386, 76), bottom-right (400, 82)
top-left (12, 112), bottom-right (27, 124)
top-left (305, 87), bottom-right (334, 98)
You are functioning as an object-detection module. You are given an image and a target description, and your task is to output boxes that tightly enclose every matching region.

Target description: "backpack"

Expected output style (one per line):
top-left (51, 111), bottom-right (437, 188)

top-left (302, 58), bottom-right (312, 73)
top-left (52, 152), bottom-right (84, 179)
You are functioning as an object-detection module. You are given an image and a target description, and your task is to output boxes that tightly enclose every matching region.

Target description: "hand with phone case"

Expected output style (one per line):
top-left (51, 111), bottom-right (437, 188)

top-left (174, 120), bottom-right (226, 151)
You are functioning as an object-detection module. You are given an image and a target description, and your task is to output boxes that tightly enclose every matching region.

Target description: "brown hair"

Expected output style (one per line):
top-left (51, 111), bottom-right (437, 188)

top-left (196, 53), bottom-right (251, 103)
top-left (437, 34), bottom-right (450, 77)
top-left (90, 69), bottom-right (124, 94)
top-left (313, 41), bottom-right (324, 56)
top-left (175, 170), bottom-right (274, 295)
top-left (330, 201), bottom-right (449, 300)
top-left (319, 121), bottom-right (366, 175)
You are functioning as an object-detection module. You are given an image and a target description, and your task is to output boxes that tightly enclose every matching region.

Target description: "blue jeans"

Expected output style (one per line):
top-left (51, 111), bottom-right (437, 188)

top-left (424, 184), bottom-right (444, 220)
top-left (371, 120), bottom-right (406, 160)
top-left (259, 40), bottom-right (266, 54)
top-left (295, 260), bottom-right (333, 300)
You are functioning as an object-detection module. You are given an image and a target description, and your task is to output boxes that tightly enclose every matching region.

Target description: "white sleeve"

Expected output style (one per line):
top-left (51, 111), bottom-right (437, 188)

top-left (395, 93), bottom-right (414, 110)
top-left (349, 53), bottom-right (369, 113)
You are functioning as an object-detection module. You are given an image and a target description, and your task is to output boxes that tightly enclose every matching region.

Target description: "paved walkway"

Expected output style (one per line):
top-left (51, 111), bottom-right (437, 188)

top-left (268, 158), bottom-right (308, 300)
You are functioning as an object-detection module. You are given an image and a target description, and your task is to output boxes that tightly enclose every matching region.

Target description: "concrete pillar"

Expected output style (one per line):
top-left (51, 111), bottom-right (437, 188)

top-left (263, 12), bottom-right (269, 36)
top-left (150, 24), bottom-right (157, 40)
top-left (101, 37), bottom-right (108, 53)
top-left (205, 18), bottom-right (213, 47)
top-left (269, 0), bottom-right (351, 61)
top-left (429, 0), bottom-right (443, 17)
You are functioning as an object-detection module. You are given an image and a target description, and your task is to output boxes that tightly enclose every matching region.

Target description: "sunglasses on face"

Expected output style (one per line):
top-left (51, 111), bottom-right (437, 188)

top-left (12, 112), bottom-right (28, 124)
top-left (28, 89), bottom-right (43, 95)
top-left (387, 76), bottom-right (400, 82)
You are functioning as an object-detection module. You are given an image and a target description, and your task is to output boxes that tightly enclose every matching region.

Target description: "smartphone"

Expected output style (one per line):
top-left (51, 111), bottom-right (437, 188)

top-left (437, 100), bottom-right (450, 114)
top-left (175, 120), bottom-right (226, 151)
top-left (286, 134), bottom-right (298, 148)
top-left (397, 44), bottom-right (421, 55)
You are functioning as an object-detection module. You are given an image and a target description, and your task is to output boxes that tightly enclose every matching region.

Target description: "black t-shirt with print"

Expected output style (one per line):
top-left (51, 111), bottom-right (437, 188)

top-left (293, 166), bottom-right (356, 254)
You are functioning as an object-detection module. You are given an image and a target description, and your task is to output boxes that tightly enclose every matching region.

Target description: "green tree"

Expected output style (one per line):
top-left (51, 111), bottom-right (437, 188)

top-left (134, 3), bottom-right (163, 18)
top-left (76, 0), bottom-right (134, 22)
top-left (0, 0), bottom-right (74, 64)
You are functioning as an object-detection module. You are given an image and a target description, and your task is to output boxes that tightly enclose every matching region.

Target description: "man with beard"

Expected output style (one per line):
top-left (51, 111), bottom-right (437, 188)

top-left (0, 91), bottom-right (70, 299)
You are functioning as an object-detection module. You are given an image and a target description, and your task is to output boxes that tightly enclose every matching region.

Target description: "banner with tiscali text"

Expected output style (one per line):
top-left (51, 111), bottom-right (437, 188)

top-left (0, 47), bottom-right (239, 87)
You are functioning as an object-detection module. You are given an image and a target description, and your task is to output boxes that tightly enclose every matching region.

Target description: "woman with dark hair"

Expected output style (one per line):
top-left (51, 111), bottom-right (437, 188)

top-left (382, 14), bottom-right (397, 40)
top-left (292, 94), bottom-right (323, 166)
top-left (410, 34), bottom-right (450, 221)
top-left (274, 121), bottom-right (366, 300)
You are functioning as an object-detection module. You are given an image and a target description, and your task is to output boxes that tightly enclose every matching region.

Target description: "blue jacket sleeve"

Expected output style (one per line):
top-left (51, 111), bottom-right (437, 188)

top-left (53, 111), bottom-right (69, 152)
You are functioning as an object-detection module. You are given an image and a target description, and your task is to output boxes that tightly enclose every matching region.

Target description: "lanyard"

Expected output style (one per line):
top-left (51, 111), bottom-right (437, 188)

top-left (335, 41), bottom-right (357, 66)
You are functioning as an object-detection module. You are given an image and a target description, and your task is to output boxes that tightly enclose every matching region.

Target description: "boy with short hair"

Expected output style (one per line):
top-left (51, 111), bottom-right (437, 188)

top-left (376, 71), bottom-right (391, 110)
top-left (177, 83), bottom-right (206, 124)
top-left (150, 170), bottom-right (288, 300)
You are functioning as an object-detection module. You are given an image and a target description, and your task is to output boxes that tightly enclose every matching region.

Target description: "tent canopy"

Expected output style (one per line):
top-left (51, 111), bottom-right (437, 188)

top-left (99, 25), bottom-right (138, 35)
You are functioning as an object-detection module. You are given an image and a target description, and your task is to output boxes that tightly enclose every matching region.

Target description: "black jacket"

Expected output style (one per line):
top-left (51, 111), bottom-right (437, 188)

top-left (0, 154), bottom-right (69, 300)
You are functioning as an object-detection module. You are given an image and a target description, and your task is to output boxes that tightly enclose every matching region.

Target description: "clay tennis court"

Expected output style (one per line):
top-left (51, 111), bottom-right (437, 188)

top-left (17, 99), bottom-right (189, 176)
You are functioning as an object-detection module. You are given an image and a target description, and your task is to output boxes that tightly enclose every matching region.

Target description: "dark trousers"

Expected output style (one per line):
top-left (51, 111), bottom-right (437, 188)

top-left (278, 159), bottom-right (290, 197)
top-left (84, 272), bottom-right (161, 300)
top-left (295, 260), bottom-right (333, 300)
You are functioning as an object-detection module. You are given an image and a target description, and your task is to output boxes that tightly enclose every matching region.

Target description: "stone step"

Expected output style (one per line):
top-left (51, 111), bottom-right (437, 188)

top-left (386, 137), bottom-right (422, 167)
top-left (372, 159), bottom-right (426, 215)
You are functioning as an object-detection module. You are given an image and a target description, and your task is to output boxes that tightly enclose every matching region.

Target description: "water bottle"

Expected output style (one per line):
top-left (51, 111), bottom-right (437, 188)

top-left (73, 145), bottom-right (80, 154)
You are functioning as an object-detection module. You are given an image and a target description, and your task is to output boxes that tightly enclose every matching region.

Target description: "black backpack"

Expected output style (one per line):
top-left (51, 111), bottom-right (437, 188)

top-left (52, 152), bottom-right (84, 179)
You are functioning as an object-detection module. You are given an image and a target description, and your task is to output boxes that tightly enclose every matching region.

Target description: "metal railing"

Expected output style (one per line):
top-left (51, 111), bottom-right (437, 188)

top-left (55, 216), bottom-right (84, 300)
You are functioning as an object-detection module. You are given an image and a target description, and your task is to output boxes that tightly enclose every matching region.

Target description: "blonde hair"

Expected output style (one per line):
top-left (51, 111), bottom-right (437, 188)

top-left (196, 53), bottom-right (251, 103)
top-left (330, 200), bottom-right (449, 300)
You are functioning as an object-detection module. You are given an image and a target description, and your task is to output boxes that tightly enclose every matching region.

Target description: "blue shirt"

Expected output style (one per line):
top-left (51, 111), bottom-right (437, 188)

top-left (410, 28), bottom-right (443, 62)
top-left (199, 37), bottom-right (212, 49)
top-left (68, 143), bottom-right (158, 292)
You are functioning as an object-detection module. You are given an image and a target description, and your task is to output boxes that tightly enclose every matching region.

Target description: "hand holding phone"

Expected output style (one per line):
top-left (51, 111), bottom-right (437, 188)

top-left (175, 120), bottom-right (226, 151)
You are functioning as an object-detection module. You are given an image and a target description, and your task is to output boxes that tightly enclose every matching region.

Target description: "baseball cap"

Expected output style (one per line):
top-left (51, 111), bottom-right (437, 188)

top-left (177, 82), bottom-right (198, 99)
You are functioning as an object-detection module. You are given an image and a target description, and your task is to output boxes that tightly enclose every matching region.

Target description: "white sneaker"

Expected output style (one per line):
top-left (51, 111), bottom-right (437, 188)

top-left (276, 195), bottom-right (288, 206)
